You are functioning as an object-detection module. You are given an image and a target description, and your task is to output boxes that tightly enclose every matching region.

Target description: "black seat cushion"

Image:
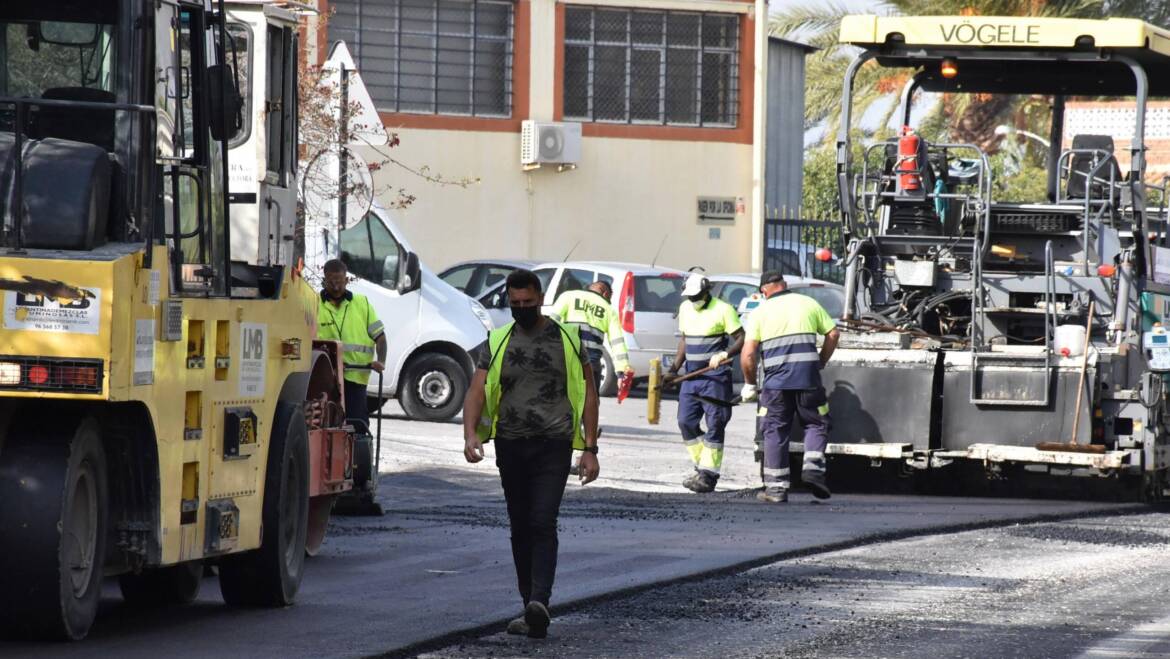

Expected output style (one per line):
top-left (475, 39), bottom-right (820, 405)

top-left (36, 87), bottom-right (116, 152)
top-left (1067, 134), bottom-right (1122, 201)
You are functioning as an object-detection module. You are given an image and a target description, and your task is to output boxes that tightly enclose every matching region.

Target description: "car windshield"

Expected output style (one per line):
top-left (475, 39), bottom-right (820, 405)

top-left (635, 275), bottom-right (683, 312)
top-left (795, 285), bottom-right (845, 319)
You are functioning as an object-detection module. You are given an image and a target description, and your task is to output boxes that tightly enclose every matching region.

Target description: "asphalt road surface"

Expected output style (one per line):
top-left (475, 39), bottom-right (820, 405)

top-left (0, 398), bottom-right (1146, 658)
top-left (419, 513), bottom-right (1170, 659)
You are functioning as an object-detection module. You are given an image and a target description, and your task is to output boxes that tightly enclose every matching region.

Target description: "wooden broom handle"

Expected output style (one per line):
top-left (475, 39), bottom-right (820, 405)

top-left (1069, 299), bottom-right (1094, 445)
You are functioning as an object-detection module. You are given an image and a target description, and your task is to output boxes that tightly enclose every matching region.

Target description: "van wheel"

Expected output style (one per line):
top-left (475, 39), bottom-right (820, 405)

top-left (0, 416), bottom-right (108, 641)
top-left (401, 353), bottom-right (467, 422)
top-left (598, 351), bottom-right (618, 397)
top-left (219, 402), bottom-right (309, 606)
top-left (119, 561), bottom-right (203, 606)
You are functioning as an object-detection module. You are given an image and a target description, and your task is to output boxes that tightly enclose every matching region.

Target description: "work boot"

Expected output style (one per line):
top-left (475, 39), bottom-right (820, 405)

top-left (524, 601), bottom-right (551, 639)
top-left (682, 472), bottom-right (699, 490)
top-left (757, 488), bottom-right (788, 503)
top-left (686, 471), bottom-right (717, 494)
top-left (802, 470), bottom-right (831, 500)
top-left (506, 615), bottom-right (529, 636)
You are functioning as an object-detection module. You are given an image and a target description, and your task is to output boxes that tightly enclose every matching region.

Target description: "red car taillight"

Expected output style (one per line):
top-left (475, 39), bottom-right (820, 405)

top-left (619, 271), bottom-right (635, 333)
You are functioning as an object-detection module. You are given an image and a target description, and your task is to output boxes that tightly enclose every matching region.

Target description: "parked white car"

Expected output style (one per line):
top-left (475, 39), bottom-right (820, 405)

top-left (478, 261), bottom-right (686, 395)
top-left (312, 203), bottom-right (493, 422)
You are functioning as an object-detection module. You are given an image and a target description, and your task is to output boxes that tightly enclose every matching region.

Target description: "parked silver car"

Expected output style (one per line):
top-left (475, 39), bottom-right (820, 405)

top-left (478, 261), bottom-right (687, 395)
top-left (438, 259), bottom-right (538, 299)
top-left (707, 273), bottom-right (846, 383)
top-left (708, 273), bottom-right (846, 319)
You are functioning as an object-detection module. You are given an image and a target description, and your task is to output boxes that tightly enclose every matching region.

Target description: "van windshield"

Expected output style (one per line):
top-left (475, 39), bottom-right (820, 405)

top-left (634, 275), bottom-right (683, 313)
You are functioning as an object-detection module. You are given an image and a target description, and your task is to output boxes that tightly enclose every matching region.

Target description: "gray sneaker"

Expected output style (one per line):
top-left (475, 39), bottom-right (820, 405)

top-left (757, 488), bottom-right (788, 503)
top-left (506, 616), bottom-right (529, 635)
top-left (524, 601), bottom-right (551, 639)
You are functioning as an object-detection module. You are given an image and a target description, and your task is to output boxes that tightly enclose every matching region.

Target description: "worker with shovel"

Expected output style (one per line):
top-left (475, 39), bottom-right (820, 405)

top-left (668, 272), bottom-right (744, 493)
top-left (740, 271), bottom-right (840, 503)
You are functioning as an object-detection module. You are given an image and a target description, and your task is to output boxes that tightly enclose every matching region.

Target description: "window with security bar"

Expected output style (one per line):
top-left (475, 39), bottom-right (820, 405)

top-left (329, 0), bottom-right (514, 117)
top-left (563, 7), bottom-right (739, 127)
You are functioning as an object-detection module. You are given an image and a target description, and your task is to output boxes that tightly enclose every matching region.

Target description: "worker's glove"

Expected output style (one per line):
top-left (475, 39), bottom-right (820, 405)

top-left (709, 351), bottom-right (729, 369)
top-left (740, 384), bottom-right (759, 403)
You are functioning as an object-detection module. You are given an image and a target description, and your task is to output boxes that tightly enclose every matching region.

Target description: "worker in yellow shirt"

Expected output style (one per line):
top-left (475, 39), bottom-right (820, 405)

top-left (550, 281), bottom-right (633, 393)
top-left (317, 259), bottom-right (387, 430)
top-left (668, 272), bottom-right (743, 493)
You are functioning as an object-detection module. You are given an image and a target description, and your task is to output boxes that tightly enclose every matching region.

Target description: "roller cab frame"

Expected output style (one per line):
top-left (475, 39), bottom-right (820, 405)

top-left (0, 0), bottom-right (355, 642)
top-left (801, 15), bottom-right (1170, 497)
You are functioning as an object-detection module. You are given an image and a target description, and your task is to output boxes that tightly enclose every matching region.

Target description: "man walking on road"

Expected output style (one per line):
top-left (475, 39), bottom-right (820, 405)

top-left (318, 258), bottom-right (387, 430)
top-left (740, 271), bottom-right (840, 502)
top-left (668, 271), bottom-right (744, 493)
top-left (463, 269), bottom-right (601, 639)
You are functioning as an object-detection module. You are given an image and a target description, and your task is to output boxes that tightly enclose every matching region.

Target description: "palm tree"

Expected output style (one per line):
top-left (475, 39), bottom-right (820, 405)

top-left (776, 0), bottom-right (1168, 150)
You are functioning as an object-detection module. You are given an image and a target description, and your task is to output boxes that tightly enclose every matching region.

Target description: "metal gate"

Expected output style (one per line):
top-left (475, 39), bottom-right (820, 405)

top-left (763, 216), bottom-right (845, 284)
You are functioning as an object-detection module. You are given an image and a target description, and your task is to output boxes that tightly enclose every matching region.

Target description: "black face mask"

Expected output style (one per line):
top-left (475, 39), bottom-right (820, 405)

top-left (511, 305), bottom-right (541, 329)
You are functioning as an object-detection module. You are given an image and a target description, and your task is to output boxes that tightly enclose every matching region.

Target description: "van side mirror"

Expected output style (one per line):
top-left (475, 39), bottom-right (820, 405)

top-left (398, 252), bottom-right (421, 294)
top-left (207, 64), bottom-right (243, 142)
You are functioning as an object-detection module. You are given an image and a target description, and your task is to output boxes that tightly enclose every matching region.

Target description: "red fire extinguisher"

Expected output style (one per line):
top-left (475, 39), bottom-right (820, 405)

top-left (897, 126), bottom-right (921, 192)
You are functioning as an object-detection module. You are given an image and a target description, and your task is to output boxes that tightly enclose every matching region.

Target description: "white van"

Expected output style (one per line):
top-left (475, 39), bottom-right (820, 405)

top-left (266, 42), bottom-right (493, 423)
top-left (332, 204), bottom-right (493, 422)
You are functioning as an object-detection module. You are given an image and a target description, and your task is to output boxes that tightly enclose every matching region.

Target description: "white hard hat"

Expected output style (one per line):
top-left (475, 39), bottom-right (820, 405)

top-left (682, 272), bottom-right (708, 297)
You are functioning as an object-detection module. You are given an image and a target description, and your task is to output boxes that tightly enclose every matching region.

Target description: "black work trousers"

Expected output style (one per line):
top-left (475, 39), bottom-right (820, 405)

top-left (343, 379), bottom-right (370, 434)
top-left (495, 438), bottom-right (573, 607)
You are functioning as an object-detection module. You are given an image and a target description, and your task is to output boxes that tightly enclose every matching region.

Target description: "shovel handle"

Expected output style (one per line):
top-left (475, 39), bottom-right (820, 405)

top-left (663, 359), bottom-right (733, 387)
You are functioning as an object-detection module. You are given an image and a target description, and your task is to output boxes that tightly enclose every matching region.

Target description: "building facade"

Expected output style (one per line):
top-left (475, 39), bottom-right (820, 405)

top-left (308, 0), bottom-right (779, 273)
top-left (1064, 100), bottom-right (1170, 182)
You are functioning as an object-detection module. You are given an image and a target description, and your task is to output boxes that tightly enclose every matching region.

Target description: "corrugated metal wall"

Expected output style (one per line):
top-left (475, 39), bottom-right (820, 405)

top-left (765, 38), bottom-right (809, 215)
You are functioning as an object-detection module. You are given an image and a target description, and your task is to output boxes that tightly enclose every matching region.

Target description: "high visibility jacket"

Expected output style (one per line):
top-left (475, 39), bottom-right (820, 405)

top-left (677, 296), bottom-right (742, 379)
top-left (318, 291), bottom-right (385, 386)
top-left (550, 289), bottom-right (630, 372)
top-left (745, 290), bottom-right (835, 390)
top-left (476, 320), bottom-right (588, 450)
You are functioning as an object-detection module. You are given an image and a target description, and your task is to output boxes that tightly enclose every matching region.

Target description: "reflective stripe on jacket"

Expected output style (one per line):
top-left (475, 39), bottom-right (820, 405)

top-left (677, 296), bottom-right (742, 378)
top-left (318, 291), bottom-right (384, 386)
top-left (550, 289), bottom-right (630, 372)
top-left (476, 320), bottom-right (587, 450)
top-left (745, 291), bottom-right (835, 390)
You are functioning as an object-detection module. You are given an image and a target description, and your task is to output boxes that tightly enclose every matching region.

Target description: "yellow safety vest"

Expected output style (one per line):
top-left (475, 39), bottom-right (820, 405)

top-left (318, 291), bottom-right (384, 386)
top-left (476, 320), bottom-right (587, 450)
top-left (677, 296), bottom-right (742, 376)
top-left (550, 289), bottom-right (630, 371)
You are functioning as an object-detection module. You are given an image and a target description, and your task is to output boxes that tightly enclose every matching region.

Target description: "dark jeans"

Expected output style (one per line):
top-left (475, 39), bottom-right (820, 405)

top-left (344, 379), bottom-right (370, 434)
top-left (495, 439), bottom-right (573, 607)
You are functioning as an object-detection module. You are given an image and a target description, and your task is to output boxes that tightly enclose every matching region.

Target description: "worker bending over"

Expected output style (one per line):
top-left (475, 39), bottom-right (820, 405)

top-left (740, 271), bottom-right (840, 502)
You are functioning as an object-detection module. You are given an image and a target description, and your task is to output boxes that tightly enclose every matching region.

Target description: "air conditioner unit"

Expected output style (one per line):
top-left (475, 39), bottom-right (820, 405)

top-left (521, 120), bottom-right (582, 167)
